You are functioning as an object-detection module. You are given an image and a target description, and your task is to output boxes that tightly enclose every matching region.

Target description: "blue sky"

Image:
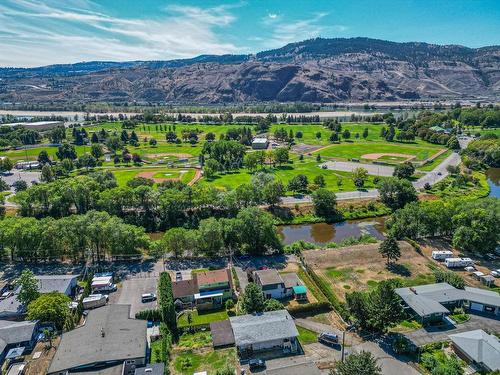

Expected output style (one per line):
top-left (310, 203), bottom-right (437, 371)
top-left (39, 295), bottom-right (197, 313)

top-left (0, 0), bottom-right (499, 67)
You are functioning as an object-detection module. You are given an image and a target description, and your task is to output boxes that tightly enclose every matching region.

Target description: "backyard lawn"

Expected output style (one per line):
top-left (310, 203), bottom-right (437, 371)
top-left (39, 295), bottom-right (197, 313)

top-left (172, 348), bottom-right (237, 375)
top-left (177, 309), bottom-right (229, 328)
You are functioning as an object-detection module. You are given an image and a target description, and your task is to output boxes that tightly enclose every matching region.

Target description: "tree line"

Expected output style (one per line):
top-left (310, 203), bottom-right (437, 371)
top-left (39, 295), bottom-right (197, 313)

top-left (387, 198), bottom-right (499, 254)
top-left (0, 210), bottom-right (150, 262)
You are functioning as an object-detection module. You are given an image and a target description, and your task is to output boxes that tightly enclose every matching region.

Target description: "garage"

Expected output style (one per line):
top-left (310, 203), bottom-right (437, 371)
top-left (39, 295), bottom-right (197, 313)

top-left (470, 302), bottom-right (484, 312)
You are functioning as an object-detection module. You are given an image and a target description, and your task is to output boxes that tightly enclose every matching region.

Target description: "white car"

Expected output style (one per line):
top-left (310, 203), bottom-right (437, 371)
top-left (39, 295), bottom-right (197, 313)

top-left (490, 270), bottom-right (500, 278)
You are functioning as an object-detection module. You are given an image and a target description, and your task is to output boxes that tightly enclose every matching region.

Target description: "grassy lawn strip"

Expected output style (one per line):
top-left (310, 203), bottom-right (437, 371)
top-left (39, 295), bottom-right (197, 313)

top-left (150, 340), bottom-right (163, 364)
top-left (297, 326), bottom-right (317, 345)
top-left (172, 348), bottom-right (237, 375)
top-left (177, 309), bottom-right (229, 328)
top-left (297, 268), bottom-right (327, 303)
top-left (177, 331), bottom-right (212, 350)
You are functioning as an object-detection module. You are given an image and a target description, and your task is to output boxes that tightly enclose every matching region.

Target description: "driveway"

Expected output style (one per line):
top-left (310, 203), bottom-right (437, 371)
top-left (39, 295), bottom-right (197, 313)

top-left (321, 161), bottom-right (395, 177)
top-left (354, 340), bottom-right (420, 375)
top-left (113, 271), bottom-right (160, 318)
top-left (404, 314), bottom-right (500, 346)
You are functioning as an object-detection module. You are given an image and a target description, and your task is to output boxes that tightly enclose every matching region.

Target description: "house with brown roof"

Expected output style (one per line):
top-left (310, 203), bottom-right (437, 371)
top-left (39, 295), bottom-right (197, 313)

top-left (172, 279), bottom-right (198, 310)
top-left (195, 269), bottom-right (233, 311)
top-left (172, 269), bottom-right (234, 311)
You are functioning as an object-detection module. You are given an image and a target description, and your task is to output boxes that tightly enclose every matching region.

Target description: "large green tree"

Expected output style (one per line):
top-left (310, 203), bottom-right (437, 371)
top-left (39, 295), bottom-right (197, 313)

top-left (242, 283), bottom-right (265, 314)
top-left (311, 188), bottom-right (337, 219)
top-left (27, 292), bottom-right (71, 330)
top-left (16, 269), bottom-right (40, 306)
top-left (331, 351), bottom-right (382, 375)
top-left (378, 236), bottom-right (401, 265)
top-left (379, 178), bottom-right (418, 211)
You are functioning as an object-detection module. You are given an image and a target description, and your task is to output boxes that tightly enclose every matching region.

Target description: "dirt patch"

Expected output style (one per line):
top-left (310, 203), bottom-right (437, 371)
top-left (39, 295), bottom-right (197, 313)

top-left (24, 337), bottom-right (61, 375)
top-left (144, 152), bottom-right (193, 159)
top-left (137, 171), bottom-right (179, 183)
top-left (292, 143), bottom-right (324, 154)
top-left (303, 242), bottom-right (434, 300)
top-left (361, 153), bottom-right (415, 162)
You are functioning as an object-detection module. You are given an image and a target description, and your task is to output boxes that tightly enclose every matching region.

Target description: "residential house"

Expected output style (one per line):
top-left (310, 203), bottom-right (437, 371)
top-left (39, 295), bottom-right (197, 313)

top-left (47, 304), bottom-right (146, 375)
top-left (395, 283), bottom-right (500, 325)
top-left (230, 310), bottom-right (299, 357)
top-left (280, 273), bottom-right (308, 301)
top-left (254, 269), bottom-right (286, 300)
top-left (134, 363), bottom-right (165, 375)
top-left (449, 329), bottom-right (500, 372)
top-left (0, 275), bottom-right (78, 320)
top-left (0, 320), bottom-right (38, 366)
top-left (172, 279), bottom-right (197, 310)
top-left (194, 269), bottom-right (233, 311)
top-left (265, 361), bottom-right (321, 375)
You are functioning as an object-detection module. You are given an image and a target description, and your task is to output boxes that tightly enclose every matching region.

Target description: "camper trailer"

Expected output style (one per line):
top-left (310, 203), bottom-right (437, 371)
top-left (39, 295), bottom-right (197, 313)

top-left (445, 258), bottom-right (474, 268)
top-left (82, 294), bottom-right (108, 309)
top-left (91, 276), bottom-right (116, 293)
top-left (432, 251), bottom-right (454, 261)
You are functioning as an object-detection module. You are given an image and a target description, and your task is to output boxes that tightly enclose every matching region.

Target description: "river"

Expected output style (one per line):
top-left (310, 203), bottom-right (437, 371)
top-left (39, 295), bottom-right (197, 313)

top-left (277, 217), bottom-right (386, 246)
top-left (486, 168), bottom-right (500, 198)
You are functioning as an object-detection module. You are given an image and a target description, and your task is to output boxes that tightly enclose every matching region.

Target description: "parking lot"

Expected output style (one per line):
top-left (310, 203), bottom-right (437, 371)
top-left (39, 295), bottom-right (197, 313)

top-left (108, 260), bottom-right (163, 318)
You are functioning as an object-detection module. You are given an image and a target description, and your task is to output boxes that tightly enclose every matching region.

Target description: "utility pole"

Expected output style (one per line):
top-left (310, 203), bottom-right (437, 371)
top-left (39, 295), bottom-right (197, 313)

top-left (341, 330), bottom-right (346, 362)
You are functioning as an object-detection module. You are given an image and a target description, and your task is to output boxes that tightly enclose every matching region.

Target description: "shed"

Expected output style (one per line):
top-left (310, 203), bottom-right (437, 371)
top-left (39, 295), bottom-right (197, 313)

top-left (292, 285), bottom-right (308, 301)
top-left (209, 320), bottom-right (235, 348)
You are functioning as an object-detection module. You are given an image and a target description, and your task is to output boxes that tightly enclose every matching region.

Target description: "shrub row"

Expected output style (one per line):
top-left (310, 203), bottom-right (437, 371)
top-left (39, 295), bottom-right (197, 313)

top-left (158, 272), bottom-right (176, 332)
top-left (287, 301), bottom-right (332, 316)
top-left (303, 263), bottom-right (350, 320)
top-left (135, 309), bottom-right (162, 321)
top-left (404, 238), bottom-right (422, 254)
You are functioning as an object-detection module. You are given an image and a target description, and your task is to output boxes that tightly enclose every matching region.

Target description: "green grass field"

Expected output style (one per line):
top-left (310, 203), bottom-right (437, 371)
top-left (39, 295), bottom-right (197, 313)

top-left (202, 155), bottom-right (377, 192)
top-left (297, 326), bottom-right (318, 345)
top-left (316, 142), bottom-right (443, 162)
top-left (172, 348), bottom-right (237, 375)
top-left (177, 309), bottom-right (229, 328)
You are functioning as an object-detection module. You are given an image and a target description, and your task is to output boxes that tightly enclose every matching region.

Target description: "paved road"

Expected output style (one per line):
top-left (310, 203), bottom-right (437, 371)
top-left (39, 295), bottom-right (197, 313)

top-left (412, 152), bottom-right (461, 189)
top-left (321, 161), bottom-right (396, 177)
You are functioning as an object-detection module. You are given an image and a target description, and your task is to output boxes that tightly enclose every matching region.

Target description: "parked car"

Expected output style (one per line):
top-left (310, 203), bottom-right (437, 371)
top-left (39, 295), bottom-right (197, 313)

top-left (175, 271), bottom-right (182, 281)
top-left (319, 332), bottom-right (339, 346)
top-left (321, 164), bottom-right (328, 169)
top-left (141, 293), bottom-right (157, 303)
top-left (248, 359), bottom-right (265, 370)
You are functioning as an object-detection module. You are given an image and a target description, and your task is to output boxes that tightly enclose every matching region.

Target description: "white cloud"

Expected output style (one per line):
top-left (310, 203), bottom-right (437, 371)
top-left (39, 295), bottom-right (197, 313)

top-left (0, 0), bottom-right (242, 67)
top-left (260, 12), bottom-right (348, 49)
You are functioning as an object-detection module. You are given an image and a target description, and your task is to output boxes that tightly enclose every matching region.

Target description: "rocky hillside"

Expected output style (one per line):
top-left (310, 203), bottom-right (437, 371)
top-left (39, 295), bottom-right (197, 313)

top-left (1, 38), bottom-right (499, 104)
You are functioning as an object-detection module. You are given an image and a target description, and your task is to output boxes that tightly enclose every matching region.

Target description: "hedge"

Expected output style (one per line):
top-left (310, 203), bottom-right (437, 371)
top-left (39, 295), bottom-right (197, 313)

top-left (158, 272), bottom-right (176, 333)
top-left (302, 263), bottom-right (350, 320)
top-left (287, 301), bottom-right (332, 316)
top-left (135, 309), bottom-right (162, 321)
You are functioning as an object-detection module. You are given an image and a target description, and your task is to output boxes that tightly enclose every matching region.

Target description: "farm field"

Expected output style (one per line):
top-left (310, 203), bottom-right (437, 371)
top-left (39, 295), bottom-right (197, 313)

top-left (302, 242), bottom-right (435, 301)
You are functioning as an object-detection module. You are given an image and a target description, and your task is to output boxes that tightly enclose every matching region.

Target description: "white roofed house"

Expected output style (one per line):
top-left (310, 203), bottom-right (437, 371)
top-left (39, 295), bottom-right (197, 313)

top-left (229, 310), bottom-right (299, 358)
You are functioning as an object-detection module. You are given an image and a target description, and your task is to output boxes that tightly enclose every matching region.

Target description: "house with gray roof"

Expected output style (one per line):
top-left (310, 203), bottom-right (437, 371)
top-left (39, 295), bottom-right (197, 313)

top-left (450, 329), bottom-right (500, 372)
top-left (0, 275), bottom-right (78, 320)
top-left (229, 310), bottom-right (299, 357)
top-left (254, 269), bottom-right (286, 300)
top-left (0, 320), bottom-right (38, 366)
top-left (396, 283), bottom-right (500, 325)
top-left (47, 304), bottom-right (146, 375)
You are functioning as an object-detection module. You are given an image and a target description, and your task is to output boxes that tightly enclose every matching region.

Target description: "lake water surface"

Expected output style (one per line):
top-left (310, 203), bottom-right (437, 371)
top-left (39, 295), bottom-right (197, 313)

top-left (486, 168), bottom-right (500, 198)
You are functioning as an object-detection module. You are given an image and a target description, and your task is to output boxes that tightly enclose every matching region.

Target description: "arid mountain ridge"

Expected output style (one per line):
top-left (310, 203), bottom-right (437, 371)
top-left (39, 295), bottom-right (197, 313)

top-left (1, 37), bottom-right (499, 104)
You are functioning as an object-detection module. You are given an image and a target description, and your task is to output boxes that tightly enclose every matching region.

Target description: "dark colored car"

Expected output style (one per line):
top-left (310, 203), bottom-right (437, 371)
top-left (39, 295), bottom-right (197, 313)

top-left (248, 359), bottom-right (265, 370)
